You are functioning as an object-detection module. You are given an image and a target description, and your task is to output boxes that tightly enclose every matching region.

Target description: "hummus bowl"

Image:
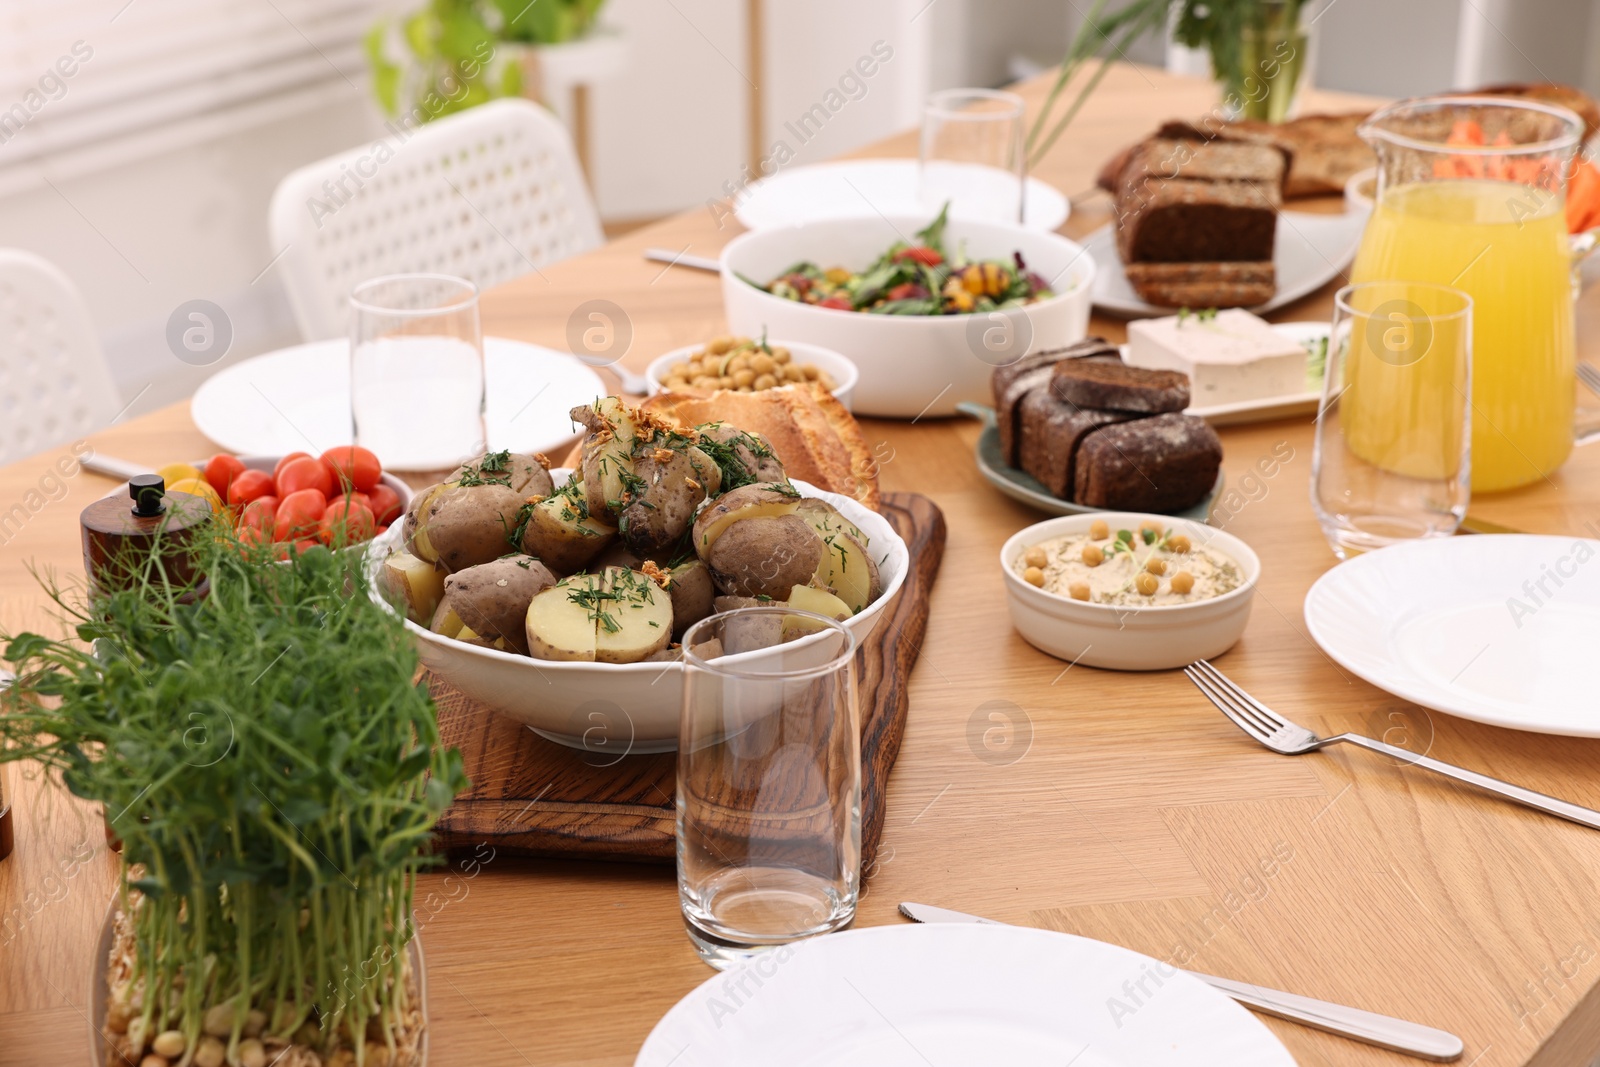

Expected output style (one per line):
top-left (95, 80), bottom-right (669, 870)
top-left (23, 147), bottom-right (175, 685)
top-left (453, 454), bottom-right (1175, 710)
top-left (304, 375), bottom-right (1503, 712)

top-left (1000, 512), bottom-right (1260, 671)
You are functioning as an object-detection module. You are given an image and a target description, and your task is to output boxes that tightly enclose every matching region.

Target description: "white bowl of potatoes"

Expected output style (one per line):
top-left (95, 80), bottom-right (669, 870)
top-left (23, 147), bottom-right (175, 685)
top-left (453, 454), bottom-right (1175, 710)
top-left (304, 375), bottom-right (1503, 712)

top-left (367, 398), bottom-right (907, 753)
top-left (644, 337), bottom-right (859, 410)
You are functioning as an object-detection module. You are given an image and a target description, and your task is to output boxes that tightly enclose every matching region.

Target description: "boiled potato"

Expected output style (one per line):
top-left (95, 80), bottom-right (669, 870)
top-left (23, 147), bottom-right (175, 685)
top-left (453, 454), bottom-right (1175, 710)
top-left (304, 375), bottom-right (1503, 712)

top-left (518, 480), bottom-right (616, 573)
top-left (786, 584), bottom-right (851, 622)
top-left (618, 443), bottom-right (714, 558)
top-left (796, 500), bottom-right (879, 613)
top-left (525, 575), bottom-right (603, 662)
top-left (692, 482), bottom-right (802, 553)
top-left (593, 566), bottom-right (673, 664)
top-left (450, 450), bottom-right (555, 496)
top-left (663, 560), bottom-right (715, 637)
top-left (382, 550), bottom-right (446, 624)
top-left (704, 514), bottom-right (822, 600)
top-left (407, 482), bottom-right (527, 572)
top-left (402, 481), bottom-right (451, 552)
top-left (573, 398), bottom-right (637, 523)
top-left (810, 531), bottom-right (877, 614)
top-left (431, 601), bottom-right (466, 639)
top-left (698, 424), bottom-right (786, 486)
top-left (441, 555), bottom-right (557, 655)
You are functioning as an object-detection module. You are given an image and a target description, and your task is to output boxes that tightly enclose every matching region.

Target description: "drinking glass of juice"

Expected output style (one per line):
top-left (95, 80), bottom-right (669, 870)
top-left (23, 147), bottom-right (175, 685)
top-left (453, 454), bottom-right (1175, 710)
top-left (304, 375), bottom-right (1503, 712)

top-left (1351, 97), bottom-right (1582, 492)
top-left (1312, 281), bottom-right (1473, 559)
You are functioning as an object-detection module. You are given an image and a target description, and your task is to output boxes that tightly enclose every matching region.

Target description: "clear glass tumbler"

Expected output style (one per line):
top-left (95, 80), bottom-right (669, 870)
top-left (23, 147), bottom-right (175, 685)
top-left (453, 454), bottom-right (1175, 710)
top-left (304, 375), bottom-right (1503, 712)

top-left (349, 273), bottom-right (485, 473)
top-left (919, 88), bottom-right (1026, 223)
top-left (1312, 280), bottom-right (1473, 559)
top-left (677, 607), bottom-right (861, 969)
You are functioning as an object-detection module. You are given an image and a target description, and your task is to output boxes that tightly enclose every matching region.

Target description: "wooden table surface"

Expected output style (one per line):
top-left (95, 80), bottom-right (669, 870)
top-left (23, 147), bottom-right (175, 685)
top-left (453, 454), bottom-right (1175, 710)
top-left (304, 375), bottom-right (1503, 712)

top-left (5, 63), bottom-right (1600, 1067)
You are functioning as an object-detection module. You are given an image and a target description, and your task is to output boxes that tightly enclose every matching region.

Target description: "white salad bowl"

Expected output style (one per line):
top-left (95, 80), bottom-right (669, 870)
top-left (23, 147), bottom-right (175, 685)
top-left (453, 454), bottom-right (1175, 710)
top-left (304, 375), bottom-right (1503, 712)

top-left (644, 339), bottom-right (860, 410)
top-left (1000, 513), bottom-right (1261, 672)
top-left (366, 478), bottom-right (909, 753)
top-left (719, 214), bottom-right (1097, 419)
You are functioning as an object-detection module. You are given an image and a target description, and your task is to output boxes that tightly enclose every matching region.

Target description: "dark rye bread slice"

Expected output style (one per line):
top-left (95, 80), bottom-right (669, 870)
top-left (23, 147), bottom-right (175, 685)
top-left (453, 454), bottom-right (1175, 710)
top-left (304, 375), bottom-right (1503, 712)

top-left (1018, 390), bottom-right (1135, 499)
top-left (991, 338), bottom-right (1121, 466)
top-left (1051, 359), bottom-right (1190, 414)
top-left (1123, 260), bottom-right (1276, 309)
top-left (1073, 413), bottom-right (1222, 513)
top-left (1114, 139), bottom-right (1282, 265)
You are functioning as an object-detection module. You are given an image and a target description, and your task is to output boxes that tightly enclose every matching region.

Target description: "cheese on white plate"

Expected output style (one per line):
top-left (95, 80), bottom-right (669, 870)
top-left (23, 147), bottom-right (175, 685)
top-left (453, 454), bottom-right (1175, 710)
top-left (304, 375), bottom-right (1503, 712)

top-left (1126, 309), bottom-right (1308, 408)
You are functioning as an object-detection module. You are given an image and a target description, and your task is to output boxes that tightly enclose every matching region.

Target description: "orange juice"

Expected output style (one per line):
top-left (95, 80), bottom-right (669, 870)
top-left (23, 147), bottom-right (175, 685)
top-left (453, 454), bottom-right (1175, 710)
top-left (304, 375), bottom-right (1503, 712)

top-left (1349, 179), bottom-right (1575, 492)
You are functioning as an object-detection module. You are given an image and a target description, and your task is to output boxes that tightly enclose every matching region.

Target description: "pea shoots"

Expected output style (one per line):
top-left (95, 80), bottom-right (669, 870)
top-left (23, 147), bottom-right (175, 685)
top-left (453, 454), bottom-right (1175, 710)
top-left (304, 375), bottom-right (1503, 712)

top-left (0, 525), bottom-right (466, 1066)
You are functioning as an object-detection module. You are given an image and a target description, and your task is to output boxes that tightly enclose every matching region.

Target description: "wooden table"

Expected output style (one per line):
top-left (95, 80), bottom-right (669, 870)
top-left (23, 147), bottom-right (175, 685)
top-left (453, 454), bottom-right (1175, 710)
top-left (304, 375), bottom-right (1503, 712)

top-left (5, 63), bottom-right (1600, 1067)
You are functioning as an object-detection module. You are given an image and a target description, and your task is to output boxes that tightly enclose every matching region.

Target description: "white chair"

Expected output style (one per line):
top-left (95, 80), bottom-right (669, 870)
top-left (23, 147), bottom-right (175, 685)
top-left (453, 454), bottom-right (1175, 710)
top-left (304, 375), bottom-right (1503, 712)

top-left (0, 250), bottom-right (121, 465)
top-left (269, 98), bottom-right (604, 340)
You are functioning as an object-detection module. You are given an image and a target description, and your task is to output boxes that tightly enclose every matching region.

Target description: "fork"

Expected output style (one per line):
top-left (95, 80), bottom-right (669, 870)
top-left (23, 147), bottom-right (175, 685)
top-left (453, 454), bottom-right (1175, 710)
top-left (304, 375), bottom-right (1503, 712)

top-left (1579, 362), bottom-right (1600, 401)
top-left (1185, 660), bottom-right (1600, 831)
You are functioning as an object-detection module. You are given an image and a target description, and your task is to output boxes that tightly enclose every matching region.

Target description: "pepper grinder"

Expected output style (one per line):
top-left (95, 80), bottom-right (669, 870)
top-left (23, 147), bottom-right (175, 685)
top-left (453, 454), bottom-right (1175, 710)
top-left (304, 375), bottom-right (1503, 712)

top-left (79, 474), bottom-right (210, 595)
top-left (0, 759), bottom-right (12, 863)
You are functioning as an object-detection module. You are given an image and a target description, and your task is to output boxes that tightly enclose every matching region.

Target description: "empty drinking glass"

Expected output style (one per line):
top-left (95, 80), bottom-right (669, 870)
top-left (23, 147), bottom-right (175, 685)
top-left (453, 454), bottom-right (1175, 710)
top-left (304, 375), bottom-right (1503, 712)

top-left (677, 607), bottom-right (861, 969)
top-left (919, 88), bottom-right (1026, 223)
top-left (349, 273), bottom-right (485, 473)
top-left (1312, 281), bottom-right (1473, 558)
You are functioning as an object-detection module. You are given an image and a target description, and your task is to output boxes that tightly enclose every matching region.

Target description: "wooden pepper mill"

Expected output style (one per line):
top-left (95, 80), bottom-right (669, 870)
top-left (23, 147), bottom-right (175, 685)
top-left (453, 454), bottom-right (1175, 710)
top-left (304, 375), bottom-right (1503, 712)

top-left (0, 764), bottom-right (13, 863)
top-left (80, 474), bottom-right (210, 596)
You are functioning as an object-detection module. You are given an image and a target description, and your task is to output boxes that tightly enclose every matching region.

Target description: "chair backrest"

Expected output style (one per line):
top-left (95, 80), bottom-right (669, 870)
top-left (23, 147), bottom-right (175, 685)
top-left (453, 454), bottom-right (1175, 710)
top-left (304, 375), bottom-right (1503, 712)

top-left (269, 98), bottom-right (604, 340)
top-left (0, 250), bottom-right (121, 465)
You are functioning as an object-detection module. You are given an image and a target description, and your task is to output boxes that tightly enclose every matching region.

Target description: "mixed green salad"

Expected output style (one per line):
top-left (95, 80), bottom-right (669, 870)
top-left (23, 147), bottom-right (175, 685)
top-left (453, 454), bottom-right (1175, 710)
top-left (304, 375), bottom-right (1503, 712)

top-left (753, 205), bottom-right (1055, 316)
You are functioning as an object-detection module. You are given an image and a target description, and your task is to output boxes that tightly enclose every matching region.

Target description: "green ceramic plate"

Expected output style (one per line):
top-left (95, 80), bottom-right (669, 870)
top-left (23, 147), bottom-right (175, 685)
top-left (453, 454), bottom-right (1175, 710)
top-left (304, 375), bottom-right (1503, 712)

top-left (959, 403), bottom-right (1223, 522)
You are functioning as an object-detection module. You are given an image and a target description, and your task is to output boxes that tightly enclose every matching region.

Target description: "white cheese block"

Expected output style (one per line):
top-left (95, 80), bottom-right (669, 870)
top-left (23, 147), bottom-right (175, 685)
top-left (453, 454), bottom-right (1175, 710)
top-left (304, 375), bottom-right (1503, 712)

top-left (1126, 309), bottom-right (1307, 408)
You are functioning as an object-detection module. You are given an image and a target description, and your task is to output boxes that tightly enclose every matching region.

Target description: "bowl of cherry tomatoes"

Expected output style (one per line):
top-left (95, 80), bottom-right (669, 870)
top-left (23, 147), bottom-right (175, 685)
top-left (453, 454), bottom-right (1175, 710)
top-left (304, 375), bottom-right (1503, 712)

top-left (151, 449), bottom-right (412, 555)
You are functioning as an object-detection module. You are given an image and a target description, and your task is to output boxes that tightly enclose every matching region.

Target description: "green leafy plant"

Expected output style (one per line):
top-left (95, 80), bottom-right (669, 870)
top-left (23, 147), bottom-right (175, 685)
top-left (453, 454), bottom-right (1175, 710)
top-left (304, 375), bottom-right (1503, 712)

top-left (367, 0), bottom-right (608, 122)
top-left (0, 528), bottom-right (467, 1066)
top-left (1028, 0), bottom-right (1310, 164)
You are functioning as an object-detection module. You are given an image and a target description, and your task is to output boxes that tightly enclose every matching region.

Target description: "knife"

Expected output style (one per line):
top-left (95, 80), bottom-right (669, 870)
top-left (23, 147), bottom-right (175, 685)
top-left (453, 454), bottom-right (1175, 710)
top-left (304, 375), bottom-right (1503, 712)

top-left (899, 902), bottom-right (1464, 1062)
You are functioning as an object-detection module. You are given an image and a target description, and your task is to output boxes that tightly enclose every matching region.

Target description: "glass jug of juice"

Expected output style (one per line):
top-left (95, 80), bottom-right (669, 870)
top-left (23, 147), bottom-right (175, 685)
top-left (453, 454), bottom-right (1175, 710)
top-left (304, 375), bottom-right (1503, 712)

top-left (1350, 97), bottom-right (1584, 492)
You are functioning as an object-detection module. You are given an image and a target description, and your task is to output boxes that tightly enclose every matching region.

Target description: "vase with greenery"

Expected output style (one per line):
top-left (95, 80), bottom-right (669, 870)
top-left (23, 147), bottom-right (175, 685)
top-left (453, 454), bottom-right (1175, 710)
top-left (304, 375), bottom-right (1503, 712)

top-left (0, 527), bottom-right (466, 1067)
top-left (367, 0), bottom-right (610, 123)
top-left (1029, 0), bottom-right (1314, 164)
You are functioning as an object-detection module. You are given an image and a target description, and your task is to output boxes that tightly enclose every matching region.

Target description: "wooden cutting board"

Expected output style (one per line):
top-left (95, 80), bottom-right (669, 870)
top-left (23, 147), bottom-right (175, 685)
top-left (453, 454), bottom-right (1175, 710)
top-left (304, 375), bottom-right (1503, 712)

top-left (430, 492), bottom-right (946, 868)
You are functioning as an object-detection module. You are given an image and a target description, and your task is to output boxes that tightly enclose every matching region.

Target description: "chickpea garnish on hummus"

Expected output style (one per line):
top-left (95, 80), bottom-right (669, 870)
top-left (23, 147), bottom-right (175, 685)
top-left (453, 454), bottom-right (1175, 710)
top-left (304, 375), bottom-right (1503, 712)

top-left (1016, 524), bottom-right (1242, 606)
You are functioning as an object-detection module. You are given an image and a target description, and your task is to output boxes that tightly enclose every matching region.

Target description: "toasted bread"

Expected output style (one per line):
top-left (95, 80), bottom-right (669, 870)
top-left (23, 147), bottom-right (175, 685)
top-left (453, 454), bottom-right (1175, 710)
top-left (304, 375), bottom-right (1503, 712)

top-left (640, 384), bottom-right (881, 510)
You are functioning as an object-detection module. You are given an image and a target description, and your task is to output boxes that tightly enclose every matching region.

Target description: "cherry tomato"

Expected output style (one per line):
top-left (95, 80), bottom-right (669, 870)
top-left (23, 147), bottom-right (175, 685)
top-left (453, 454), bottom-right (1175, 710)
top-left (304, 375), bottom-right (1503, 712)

top-left (272, 452), bottom-right (312, 481)
top-left (239, 525), bottom-right (272, 548)
top-left (275, 457), bottom-right (335, 499)
top-left (320, 446), bottom-right (382, 493)
top-left (226, 469), bottom-right (275, 507)
top-left (319, 499), bottom-right (376, 546)
top-left (203, 454), bottom-right (246, 498)
top-left (893, 245), bottom-right (944, 266)
top-left (239, 497), bottom-right (278, 538)
top-left (818, 295), bottom-right (853, 311)
top-left (366, 484), bottom-right (402, 525)
top-left (274, 489), bottom-right (327, 541)
top-left (271, 538), bottom-right (322, 561)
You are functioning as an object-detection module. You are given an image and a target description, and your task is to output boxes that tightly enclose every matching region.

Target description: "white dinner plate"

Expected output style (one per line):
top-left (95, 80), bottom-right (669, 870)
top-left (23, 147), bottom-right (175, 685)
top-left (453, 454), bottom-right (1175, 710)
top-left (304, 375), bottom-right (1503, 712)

top-left (190, 337), bottom-right (606, 468)
top-left (634, 924), bottom-right (1295, 1067)
top-left (734, 159), bottom-right (1070, 232)
top-left (1084, 211), bottom-right (1367, 318)
top-left (1305, 535), bottom-right (1600, 737)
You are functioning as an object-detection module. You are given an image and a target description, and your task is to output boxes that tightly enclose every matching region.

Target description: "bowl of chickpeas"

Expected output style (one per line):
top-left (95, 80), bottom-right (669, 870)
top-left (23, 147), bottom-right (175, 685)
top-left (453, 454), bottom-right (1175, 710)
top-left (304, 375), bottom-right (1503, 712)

top-left (645, 337), bottom-right (859, 410)
top-left (999, 512), bottom-right (1260, 671)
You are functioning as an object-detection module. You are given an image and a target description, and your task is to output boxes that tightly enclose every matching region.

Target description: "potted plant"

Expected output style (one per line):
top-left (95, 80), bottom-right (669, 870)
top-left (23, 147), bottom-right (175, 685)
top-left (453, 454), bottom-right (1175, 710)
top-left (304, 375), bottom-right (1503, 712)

top-left (366, 0), bottom-right (617, 125)
top-left (1029, 0), bottom-right (1316, 164)
top-left (0, 527), bottom-right (466, 1066)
